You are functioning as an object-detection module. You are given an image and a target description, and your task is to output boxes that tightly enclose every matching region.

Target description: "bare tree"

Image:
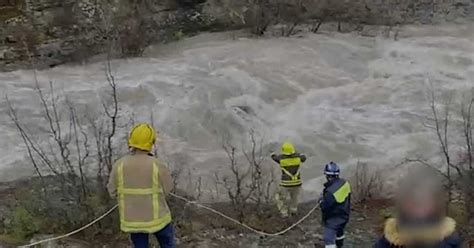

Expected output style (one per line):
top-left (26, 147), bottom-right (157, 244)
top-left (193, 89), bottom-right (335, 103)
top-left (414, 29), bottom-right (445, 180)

top-left (6, 57), bottom-right (121, 229)
top-left (90, 59), bottom-right (120, 194)
top-left (215, 131), bottom-right (276, 221)
top-left (243, 130), bottom-right (274, 205)
top-left (423, 84), bottom-right (455, 207)
top-left (68, 99), bottom-right (90, 199)
top-left (459, 94), bottom-right (474, 222)
top-left (244, 0), bottom-right (274, 36)
top-left (276, 0), bottom-right (309, 37)
top-left (6, 97), bottom-right (48, 196)
top-left (220, 141), bottom-right (254, 221)
top-left (417, 83), bottom-right (474, 222)
top-left (350, 161), bottom-right (383, 203)
top-left (310, 18), bottom-right (324, 33)
top-left (103, 59), bottom-right (119, 176)
top-left (6, 78), bottom-right (98, 225)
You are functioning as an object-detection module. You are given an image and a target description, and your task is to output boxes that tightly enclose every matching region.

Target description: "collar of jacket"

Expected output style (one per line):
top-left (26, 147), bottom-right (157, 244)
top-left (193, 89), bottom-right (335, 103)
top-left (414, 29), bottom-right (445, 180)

top-left (324, 178), bottom-right (342, 189)
top-left (281, 153), bottom-right (298, 158)
top-left (383, 217), bottom-right (456, 246)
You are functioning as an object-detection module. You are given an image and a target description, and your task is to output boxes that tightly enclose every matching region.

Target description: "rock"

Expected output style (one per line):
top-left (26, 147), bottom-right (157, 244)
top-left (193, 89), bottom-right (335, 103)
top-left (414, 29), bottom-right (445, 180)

top-left (34, 38), bottom-right (78, 67)
top-left (2, 48), bottom-right (22, 61)
top-left (4, 35), bottom-right (17, 44)
top-left (4, 15), bottom-right (28, 26)
top-left (356, 217), bottom-right (366, 221)
top-left (311, 233), bottom-right (323, 239)
top-left (3, 217), bottom-right (11, 226)
top-left (0, 48), bottom-right (6, 60)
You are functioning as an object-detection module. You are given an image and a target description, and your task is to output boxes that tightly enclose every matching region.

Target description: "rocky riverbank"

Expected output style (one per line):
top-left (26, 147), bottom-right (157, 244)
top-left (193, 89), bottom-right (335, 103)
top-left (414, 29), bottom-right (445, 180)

top-left (0, 176), bottom-right (386, 247)
top-left (1, 176), bottom-right (473, 247)
top-left (1, 0), bottom-right (473, 71)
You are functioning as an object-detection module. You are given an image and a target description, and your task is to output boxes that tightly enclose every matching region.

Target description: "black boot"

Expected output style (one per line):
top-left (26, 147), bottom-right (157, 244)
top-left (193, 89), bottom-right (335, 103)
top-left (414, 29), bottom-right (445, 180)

top-left (335, 238), bottom-right (344, 248)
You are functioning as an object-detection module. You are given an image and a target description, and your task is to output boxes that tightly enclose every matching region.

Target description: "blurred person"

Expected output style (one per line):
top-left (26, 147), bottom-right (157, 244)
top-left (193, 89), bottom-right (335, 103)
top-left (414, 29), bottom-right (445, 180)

top-left (271, 142), bottom-right (307, 217)
top-left (374, 172), bottom-right (462, 248)
top-left (320, 162), bottom-right (351, 248)
top-left (108, 123), bottom-right (175, 248)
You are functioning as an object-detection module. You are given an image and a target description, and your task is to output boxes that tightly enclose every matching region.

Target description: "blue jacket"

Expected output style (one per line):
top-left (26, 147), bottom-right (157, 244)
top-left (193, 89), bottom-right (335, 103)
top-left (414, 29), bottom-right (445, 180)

top-left (320, 178), bottom-right (351, 230)
top-left (374, 217), bottom-right (462, 248)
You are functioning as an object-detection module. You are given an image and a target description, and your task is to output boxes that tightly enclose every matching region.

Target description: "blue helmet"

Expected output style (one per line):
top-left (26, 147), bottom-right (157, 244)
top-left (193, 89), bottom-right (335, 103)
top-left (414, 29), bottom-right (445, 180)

top-left (324, 162), bottom-right (340, 176)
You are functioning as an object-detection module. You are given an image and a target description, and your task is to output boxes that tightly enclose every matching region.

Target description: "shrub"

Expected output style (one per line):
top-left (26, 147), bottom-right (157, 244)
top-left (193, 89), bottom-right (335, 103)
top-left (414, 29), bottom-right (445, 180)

top-left (213, 131), bottom-right (276, 221)
top-left (172, 30), bottom-right (186, 41)
top-left (7, 206), bottom-right (40, 241)
top-left (350, 162), bottom-right (383, 204)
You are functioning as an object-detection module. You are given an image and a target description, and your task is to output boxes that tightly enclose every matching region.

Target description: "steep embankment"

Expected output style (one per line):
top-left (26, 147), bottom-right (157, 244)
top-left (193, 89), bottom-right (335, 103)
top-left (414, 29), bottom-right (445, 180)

top-left (1, 0), bottom-right (473, 70)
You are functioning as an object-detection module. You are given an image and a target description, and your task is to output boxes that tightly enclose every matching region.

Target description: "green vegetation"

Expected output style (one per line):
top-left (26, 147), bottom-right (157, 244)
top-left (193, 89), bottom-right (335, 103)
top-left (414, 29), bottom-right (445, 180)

top-left (172, 30), bottom-right (186, 41)
top-left (7, 206), bottom-right (40, 241)
top-left (0, 0), bottom-right (24, 22)
top-left (0, 178), bottom-right (119, 244)
top-left (0, 234), bottom-right (24, 246)
top-left (0, 7), bottom-right (22, 22)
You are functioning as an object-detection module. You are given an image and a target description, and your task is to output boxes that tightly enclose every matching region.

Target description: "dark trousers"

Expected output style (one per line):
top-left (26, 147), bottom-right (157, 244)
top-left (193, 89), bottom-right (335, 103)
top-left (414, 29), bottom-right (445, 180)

top-left (130, 224), bottom-right (176, 248)
top-left (323, 227), bottom-right (345, 247)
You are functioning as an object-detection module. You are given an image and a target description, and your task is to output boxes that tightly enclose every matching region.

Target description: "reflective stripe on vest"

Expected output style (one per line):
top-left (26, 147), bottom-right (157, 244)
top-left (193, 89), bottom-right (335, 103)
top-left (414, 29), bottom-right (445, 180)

top-left (280, 156), bottom-right (302, 167)
top-left (333, 181), bottom-right (351, 203)
top-left (280, 156), bottom-right (302, 187)
top-left (117, 162), bottom-right (171, 233)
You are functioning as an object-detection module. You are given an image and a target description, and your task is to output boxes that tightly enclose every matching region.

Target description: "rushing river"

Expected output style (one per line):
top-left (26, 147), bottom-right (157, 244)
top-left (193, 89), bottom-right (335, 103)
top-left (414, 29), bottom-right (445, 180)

top-left (1, 24), bottom-right (473, 199)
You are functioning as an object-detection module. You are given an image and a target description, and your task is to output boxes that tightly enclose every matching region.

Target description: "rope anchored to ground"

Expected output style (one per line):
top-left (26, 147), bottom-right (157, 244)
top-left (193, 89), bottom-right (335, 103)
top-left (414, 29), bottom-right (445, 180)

top-left (19, 193), bottom-right (320, 247)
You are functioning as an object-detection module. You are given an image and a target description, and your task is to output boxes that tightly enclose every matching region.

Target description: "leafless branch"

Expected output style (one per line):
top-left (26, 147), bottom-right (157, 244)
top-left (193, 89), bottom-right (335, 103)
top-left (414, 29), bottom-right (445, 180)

top-left (6, 96), bottom-right (47, 194)
top-left (402, 158), bottom-right (450, 181)
top-left (68, 100), bottom-right (88, 198)
top-left (103, 58), bottom-right (119, 176)
top-left (423, 83), bottom-right (474, 219)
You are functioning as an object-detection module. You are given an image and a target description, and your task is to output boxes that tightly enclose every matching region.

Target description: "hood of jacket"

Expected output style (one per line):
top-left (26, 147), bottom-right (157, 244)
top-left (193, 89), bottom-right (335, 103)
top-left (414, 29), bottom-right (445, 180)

top-left (383, 217), bottom-right (457, 246)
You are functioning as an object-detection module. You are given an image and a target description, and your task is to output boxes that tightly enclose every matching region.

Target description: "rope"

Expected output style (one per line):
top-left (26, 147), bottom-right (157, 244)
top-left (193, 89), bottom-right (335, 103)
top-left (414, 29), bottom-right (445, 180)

top-left (19, 205), bottom-right (119, 248)
top-left (19, 193), bottom-right (319, 247)
top-left (169, 192), bottom-right (320, 237)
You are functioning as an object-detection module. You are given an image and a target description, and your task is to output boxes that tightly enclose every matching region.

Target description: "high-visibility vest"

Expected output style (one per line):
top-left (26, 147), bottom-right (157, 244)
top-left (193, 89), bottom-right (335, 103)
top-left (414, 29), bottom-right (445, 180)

top-left (279, 156), bottom-right (302, 187)
top-left (332, 181), bottom-right (351, 203)
top-left (117, 161), bottom-right (172, 233)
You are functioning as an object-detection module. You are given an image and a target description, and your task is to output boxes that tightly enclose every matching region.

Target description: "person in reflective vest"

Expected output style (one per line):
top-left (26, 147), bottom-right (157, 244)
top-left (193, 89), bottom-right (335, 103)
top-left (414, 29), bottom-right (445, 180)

top-left (271, 142), bottom-right (307, 217)
top-left (320, 162), bottom-right (351, 248)
top-left (107, 123), bottom-right (176, 248)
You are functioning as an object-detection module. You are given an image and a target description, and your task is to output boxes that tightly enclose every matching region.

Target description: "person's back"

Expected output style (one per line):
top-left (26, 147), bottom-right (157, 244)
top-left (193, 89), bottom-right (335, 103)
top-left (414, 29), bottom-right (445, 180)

top-left (271, 142), bottom-right (306, 217)
top-left (108, 123), bottom-right (175, 248)
top-left (320, 162), bottom-right (351, 248)
top-left (114, 153), bottom-right (172, 232)
top-left (321, 177), bottom-right (351, 230)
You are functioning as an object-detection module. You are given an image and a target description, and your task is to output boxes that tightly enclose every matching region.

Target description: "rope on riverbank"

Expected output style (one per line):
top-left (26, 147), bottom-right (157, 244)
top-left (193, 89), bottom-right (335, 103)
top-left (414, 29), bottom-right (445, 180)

top-left (19, 193), bottom-right (320, 247)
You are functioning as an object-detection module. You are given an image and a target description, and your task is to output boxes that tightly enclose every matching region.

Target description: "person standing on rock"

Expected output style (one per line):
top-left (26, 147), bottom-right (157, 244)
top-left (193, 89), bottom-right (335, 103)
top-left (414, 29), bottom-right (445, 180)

top-left (108, 123), bottom-right (176, 248)
top-left (374, 173), bottom-right (462, 248)
top-left (320, 162), bottom-right (351, 248)
top-left (271, 142), bottom-right (307, 218)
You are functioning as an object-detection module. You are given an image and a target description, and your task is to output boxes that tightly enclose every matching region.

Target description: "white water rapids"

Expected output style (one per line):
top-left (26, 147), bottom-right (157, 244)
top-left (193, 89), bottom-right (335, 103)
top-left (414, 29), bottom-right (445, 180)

top-left (1, 24), bottom-right (473, 199)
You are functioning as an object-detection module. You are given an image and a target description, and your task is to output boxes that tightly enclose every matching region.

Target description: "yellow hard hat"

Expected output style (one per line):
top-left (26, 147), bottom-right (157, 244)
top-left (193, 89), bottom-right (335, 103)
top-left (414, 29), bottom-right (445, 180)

top-left (281, 142), bottom-right (295, 155)
top-left (128, 123), bottom-right (156, 152)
